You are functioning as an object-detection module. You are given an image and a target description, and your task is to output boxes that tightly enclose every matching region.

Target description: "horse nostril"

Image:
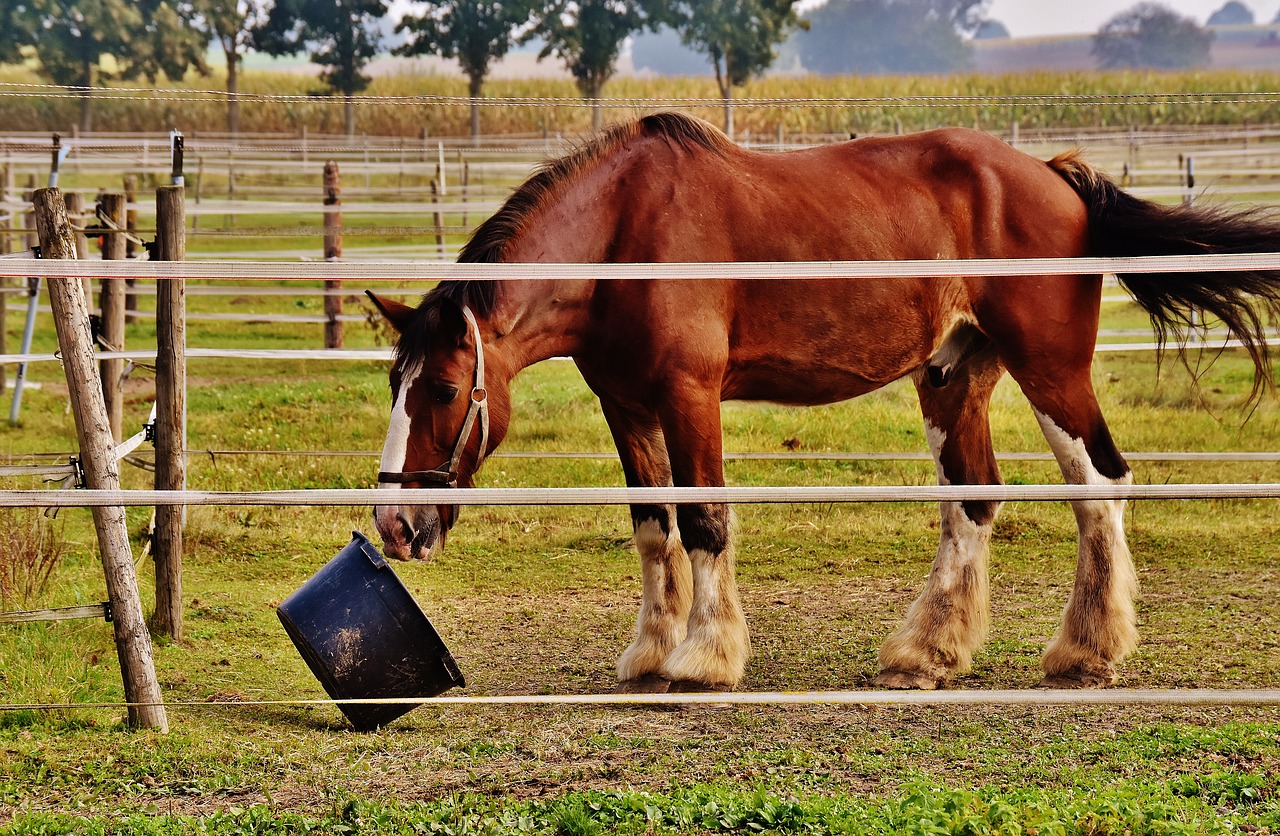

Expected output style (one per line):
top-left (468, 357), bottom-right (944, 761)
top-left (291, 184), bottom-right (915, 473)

top-left (395, 512), bottom-right (415, 544)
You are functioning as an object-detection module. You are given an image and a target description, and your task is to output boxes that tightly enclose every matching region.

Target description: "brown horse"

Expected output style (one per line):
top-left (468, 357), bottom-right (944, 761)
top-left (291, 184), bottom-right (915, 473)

top-left (368, 113), bottom-right (1280, 693)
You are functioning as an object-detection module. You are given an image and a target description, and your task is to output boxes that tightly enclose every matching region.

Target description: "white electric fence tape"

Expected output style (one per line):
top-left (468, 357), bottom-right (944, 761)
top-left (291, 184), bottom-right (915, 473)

top-left (4, 688), bottom-right (1280, 712)
top-left (4, 483), bottom-right (1280, 508)
top-left (2, 253), bottom-right (1280, 281)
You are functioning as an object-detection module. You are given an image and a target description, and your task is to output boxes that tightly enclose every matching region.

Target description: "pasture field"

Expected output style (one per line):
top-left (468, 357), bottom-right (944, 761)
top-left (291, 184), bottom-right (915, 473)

top-left (1, 279), bottom-right (1279, 833)
top-left (1, 140), bottom-right (1280, 832)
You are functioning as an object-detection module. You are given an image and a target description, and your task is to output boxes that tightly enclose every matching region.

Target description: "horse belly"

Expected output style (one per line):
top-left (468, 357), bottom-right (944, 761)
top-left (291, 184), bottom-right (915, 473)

top-left (724, 329), bottom-right (933, 404)
top-left (722, 282), bottom-right (941, 405)
top-left (723, 360), bottom-right (898, 405)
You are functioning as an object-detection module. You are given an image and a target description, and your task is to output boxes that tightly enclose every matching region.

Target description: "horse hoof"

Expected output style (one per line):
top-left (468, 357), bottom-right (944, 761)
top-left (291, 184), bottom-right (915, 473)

top-left (874, 670), bottom-right (942, 690)
top-left (615, 674), bottom-right (671, 694)
top-left (1038, 669), bottom-right (1116, 689)
top-left (667, 680), bottom-right (735, 710)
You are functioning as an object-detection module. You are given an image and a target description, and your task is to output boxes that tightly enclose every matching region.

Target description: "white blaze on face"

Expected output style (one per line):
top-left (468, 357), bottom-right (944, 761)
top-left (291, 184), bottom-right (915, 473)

top-left (379, 361), bottom-right (423, 488)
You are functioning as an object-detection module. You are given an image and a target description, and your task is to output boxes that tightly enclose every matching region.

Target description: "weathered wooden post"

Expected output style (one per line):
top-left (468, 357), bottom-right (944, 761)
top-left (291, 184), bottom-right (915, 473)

top-left (431, 180), bottom-right (445, 257)
top-left (323, 160), bottom-right (343, 349)
top-left (192, 156), bottom-right (203, 232)
top-left (123, 175), bottom-right (139, 322)
top-left (226, 149), bottom-right (236, 228)
top-left (436, 141), bottom-right (446, 195)
top-left (98, 191), bottom-right (126, 441)
top-left (33, 187), bottom-right (168, 732)
top-left (152, 185), bottom-right (186, 642)
top-left (460, 155), bottom-right (470, 231)
top-left (64, 191), bottom-right (91, 298)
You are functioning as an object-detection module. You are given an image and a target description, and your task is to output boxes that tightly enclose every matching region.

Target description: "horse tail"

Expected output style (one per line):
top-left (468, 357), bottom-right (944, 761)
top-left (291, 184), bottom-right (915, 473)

top-left (1048, 149), bottom-right (1280, 401)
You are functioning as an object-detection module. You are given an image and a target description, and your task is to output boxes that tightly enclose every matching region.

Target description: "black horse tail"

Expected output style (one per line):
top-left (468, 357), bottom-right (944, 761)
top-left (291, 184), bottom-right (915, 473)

top-left (1049, 150), bottom-right (1280, 401)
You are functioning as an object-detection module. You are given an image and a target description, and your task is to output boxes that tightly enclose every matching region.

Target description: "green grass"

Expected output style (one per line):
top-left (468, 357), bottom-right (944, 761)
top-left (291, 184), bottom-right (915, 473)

top-left (3, 292), bottom-right (1280, 832)
top-left (4, 779), bottom-right (1280, 834)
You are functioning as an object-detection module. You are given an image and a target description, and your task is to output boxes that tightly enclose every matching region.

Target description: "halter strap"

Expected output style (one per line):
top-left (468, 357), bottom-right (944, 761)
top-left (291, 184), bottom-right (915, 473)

top-left (378, 304), bottom-right (490, 488)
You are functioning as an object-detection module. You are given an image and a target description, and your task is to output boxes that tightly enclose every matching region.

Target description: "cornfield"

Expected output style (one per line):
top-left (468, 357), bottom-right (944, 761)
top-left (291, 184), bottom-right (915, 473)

top-left (2, 64), bottom-right (1280, 137)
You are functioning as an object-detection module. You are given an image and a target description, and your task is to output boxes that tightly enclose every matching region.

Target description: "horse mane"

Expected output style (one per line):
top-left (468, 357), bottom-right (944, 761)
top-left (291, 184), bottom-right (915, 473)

top-left (458, 112), bottom-right (731, 269)
top-left (392, 113), bottom-right (730, 371)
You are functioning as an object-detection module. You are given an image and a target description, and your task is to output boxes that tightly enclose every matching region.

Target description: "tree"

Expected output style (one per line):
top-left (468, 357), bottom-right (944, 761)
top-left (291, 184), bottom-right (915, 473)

top-left (254, 0), bottom-right (390, 136)
top-left (1092, 3), bottom-right (1213, 69)
top-left (396, 1), bottom-right (532, 140)
top-left (0, 3), bottom-right (35, 64)
top-left (528, 0), bottom-right (661, 132)
top-left (796, 0), bottom-right (988, 75)
top-left (660, 0), bottom-right (805, 137)
top-left (13, 0), bottom-right (207, 131)
top-left (1207, 0), bottom-right (1253, 25)
top-left (181, 0), bottom-right (271, 134)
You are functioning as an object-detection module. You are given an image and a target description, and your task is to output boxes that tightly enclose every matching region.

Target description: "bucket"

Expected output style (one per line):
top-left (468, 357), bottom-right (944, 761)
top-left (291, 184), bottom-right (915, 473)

top-left (277, 531), bottom-right (464, 730)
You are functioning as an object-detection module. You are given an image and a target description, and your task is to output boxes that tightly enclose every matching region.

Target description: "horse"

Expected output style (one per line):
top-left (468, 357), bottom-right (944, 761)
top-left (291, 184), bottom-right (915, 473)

top-left (368, 112), bottom-right (1280, 693)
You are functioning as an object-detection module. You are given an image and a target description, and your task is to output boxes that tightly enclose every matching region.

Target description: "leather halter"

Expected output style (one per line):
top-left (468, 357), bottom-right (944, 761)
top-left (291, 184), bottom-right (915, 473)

top-left (377, 305), bottom-right (490, 488)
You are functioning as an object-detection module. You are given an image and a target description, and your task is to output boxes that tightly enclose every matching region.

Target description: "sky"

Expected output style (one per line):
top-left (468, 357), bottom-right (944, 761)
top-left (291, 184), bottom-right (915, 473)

top-left (788, 0), bottom-right (1278, 37)
top-left (385, 0), bottom-right (1276, 42)
top-left (981, 0), bottom-right (1274, 37)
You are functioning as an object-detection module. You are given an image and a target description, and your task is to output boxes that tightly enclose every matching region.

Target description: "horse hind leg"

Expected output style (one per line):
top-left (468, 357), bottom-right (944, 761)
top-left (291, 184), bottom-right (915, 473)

top-left (1031, 401), bottom-right (1137, 689)
top-left (876, 356), bottom-right (1004, 690)
top-left (925, 322), bottom-right (990, 389)
top-left (995, 318), bottom-right (1138, 688)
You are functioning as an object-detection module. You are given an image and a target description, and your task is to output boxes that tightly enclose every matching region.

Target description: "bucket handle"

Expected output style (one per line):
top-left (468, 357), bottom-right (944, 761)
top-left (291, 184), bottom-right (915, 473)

top-left (351, 531), bottom-right (389, 571)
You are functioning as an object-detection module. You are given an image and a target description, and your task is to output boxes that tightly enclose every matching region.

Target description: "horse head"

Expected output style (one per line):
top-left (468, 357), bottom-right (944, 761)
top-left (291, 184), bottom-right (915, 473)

top-left (366, 290), bottom-right (510, 560)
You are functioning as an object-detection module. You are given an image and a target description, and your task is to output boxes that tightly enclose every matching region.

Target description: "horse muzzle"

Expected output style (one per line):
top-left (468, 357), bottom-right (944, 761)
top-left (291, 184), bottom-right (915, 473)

top-left (373, 503), bottom-right (447, 561)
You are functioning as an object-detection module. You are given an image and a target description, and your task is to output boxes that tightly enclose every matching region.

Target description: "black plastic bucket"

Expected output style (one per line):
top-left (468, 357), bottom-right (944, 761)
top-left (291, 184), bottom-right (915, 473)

top-left (277, 531), bottom-right (464, 730)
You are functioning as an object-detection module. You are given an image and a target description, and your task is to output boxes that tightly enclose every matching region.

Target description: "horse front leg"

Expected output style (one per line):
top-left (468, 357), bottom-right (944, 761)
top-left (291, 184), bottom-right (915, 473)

top-left (616, 501), bottom-right (693, 692)
top-left (655, 390), bottom-right (750, 691)
top-left (598, 399), bottom-right (693, 693)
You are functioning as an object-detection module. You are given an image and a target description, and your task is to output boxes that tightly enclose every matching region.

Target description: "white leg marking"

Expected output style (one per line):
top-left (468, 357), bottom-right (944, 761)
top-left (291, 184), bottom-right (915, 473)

top-left (617, 517), bottom-right (692, 682)
top-left (660, 544), bottom-right (750, 688)
top-left (923, 419), bottom-right (949, 484)
top-left (878, 419), bottom-right (995, 684)
top-left (1033, 409), bottom-right (1138, 684)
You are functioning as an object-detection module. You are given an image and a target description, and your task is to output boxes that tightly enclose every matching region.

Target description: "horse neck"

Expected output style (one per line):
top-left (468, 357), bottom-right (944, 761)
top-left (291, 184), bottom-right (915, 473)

top-left (484, 277), bottom-right (595, 372)
top-left (484, 166), bottom-right (629, 371)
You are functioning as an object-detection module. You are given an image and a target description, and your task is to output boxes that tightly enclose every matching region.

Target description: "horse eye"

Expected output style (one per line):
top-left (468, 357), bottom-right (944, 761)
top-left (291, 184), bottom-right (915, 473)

top-left (433, 386), bottom-right (459, 405)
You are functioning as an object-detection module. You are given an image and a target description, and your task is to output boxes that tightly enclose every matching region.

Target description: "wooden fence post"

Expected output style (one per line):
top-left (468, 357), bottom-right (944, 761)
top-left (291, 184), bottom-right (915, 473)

top-left (98, 191), bottom-right (126, 442)
top-left (431, 180), bottom-right (445, 257)
top-left (123, 175), bottom-right (139, 322)
top-left (34, 187), bottom-right (168, 732)
top-left (64, 191), bottom-right (91, 299)
top-left (323, 160), bottom-right (343, 350)
top-left (152, 185), bottom-right (186, 642)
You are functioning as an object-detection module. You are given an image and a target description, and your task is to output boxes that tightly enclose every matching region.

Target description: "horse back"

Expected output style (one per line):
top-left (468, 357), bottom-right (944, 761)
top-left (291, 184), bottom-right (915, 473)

top-left (556, 125), bottom-right (1096, 405)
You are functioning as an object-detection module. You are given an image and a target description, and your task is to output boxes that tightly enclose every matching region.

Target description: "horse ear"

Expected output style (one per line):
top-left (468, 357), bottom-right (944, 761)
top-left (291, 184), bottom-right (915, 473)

top-left (365, 291), bottom-right (415, 333)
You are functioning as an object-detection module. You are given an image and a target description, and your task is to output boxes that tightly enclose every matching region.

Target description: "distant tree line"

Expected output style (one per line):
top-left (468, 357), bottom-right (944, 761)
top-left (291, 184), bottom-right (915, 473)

top-left (0, 0), bottom-right (1240, 137)
top-left (0, 0), bottom-right (808, 136)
